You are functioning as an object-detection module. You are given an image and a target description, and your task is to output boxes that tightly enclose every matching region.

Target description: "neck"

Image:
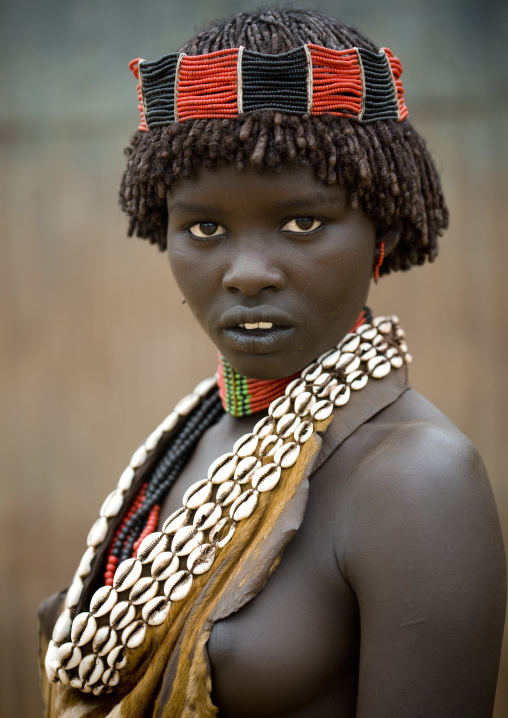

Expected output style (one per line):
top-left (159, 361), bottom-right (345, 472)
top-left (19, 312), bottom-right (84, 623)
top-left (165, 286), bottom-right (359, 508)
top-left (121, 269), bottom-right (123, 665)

top-left (217, 308), bottom-right (370, 417)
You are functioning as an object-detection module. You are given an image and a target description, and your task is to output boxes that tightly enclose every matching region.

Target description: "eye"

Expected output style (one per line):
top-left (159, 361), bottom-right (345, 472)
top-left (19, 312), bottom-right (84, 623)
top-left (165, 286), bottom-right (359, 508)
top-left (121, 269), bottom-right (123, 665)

top-left (281, 217), bottom-right (324, 233)
top-left (187, 222), bottom-right (226, 239)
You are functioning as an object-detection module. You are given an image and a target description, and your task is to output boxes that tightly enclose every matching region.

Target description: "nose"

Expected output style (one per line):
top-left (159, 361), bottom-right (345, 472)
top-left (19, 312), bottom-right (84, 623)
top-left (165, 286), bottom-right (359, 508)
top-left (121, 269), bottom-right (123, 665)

top-left (222, 245), bottom-right (285, 296)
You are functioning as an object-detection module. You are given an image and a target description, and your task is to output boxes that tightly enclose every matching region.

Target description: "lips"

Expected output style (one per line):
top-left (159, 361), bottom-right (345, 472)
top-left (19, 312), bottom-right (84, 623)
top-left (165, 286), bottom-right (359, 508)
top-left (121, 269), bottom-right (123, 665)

top-left (219, 306), bottom-right (295, 353)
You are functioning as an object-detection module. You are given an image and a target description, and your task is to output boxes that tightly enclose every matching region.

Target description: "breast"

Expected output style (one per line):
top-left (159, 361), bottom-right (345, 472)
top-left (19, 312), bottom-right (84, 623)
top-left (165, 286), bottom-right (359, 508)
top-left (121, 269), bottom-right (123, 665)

top-left (207, 512), bottom-right (360, 718)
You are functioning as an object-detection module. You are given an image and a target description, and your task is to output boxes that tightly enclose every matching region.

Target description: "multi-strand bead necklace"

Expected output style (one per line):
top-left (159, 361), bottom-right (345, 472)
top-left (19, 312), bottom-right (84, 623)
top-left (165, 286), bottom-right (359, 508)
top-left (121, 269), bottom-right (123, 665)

top-left (45, 315), bottom-right (410, 695)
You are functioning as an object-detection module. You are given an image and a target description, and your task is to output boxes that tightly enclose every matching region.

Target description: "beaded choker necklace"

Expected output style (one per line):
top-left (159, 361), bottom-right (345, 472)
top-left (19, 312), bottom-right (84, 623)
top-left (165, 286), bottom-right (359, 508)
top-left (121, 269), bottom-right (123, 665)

top-left (129, 43), bottom-right (408, 130)
top-left (217, 309), bottom-right (370, 417)
top-left (45, 315), bottom-right (411, 695)
top-left (217, 357), bottom-right (299, 418)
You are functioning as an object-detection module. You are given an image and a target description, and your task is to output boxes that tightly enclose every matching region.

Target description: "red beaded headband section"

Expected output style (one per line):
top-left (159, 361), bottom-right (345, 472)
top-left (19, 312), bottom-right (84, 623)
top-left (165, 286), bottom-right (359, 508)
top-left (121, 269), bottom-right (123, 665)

top-left (129, 44), bottom-right (408, 131)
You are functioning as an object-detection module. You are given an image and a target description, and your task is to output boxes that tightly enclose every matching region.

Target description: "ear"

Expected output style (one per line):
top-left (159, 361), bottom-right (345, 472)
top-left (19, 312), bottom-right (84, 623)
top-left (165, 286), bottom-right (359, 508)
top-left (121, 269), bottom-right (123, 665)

top-left (377, 227), bottom-right (401, 257)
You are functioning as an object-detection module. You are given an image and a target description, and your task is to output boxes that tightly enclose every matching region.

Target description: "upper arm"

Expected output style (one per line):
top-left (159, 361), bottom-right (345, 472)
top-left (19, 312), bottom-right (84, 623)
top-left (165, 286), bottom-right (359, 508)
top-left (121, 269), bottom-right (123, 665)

top-left (342, 423), bottom-right (506, 718)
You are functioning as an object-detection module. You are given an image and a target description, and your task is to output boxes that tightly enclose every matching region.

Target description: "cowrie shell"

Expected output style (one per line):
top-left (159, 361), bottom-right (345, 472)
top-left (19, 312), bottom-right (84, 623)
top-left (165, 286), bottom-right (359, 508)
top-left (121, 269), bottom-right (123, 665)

top-left (358, 342), bottom-right (376, 362)
top-left (294, 391), bottom-right (315, 416)
top-left (171, 526), bottom-right (204, 556)
top-left (234, 456), bottom-right (260, 484)
top-left (357, 324), bottom-right (377, 341)
top-left (93, 626), bottom-right (117, 657)
top-left (340, 334), bottom-right (361, 353)
top-left (109, 601), bottom-right (136, 631)
top-left (183, 480), bottom-right (213, 509)
top-left (215, 480), bottom-right (241, 506)
top-left (259, 434), bottom-right (283, 457)
top-left (336, 353), bottom-right (357, 372)
top-left (337, 332), bottom-right (357, 349)
top-left (396, 327), bottom-right (405, 338)
top-left (268, 395), bottom-right (291, 419)
top-left (102, 667), bottom-right (120, 688)
top-left (187, 543), bottom-right (216, 575)
top-left (193, 502), bottom-right (222, 531)
top-left (321, 349), bottom-right (342, 369)
top-left (276, 413), bottom-right (301, 439)
top-left (122, 620), bottom-right (147, 648)
top-left (130, 444), bottom-right (147, 469)
top-left (344, 356), bottom-right (361, 374)
top-left (390, 354), bottom-right (404, 368)
top-left (164, 570), bottom-right (193, 601)
top-left (161, 411), bottom-right (179, 433)
top-left (301, 362), bottom-right (322, 382)
top-left (107, 644), bottom-right (127, 670)
top-left (57, 642), bottom-right (81, 669)
top-left (373, 335), bottom-right (388, 351)
top-left (285, 377), bottom-right (306, 397)
top-left (87, 517), bottom-right (109, 548)
top-left (65, 577), bottom-right (84, 608)
top-left (347, 371), bottom-right (368, 390)
top-left (194, 376), bottom-right (217, 397)
top-left (230, 489), bottom-right (259, 521)
top-left (330, 383), bottom-right (351, 406)
top-left (175, 392), bottom-right (200, 416)
top-left (312, 372), bottom-right (332, 393)
top-left (52, 609), bottom-right (72, 644)
top-left (208, 453), bottom-right (238, 484)
top-left (71, 612), bottom-right (97, 647)
top-left (90, 586), bottom-right (118, 618)
top-left (76, 547), bottom-right (95, 579)
top-left (209, 517), bottom-right (236, 548)
top-left (92, 684), bottom-right (105, 696)
top-left (315, 377), bottom-right (338, 398)
top-left (377, 320), bottom-right (393, 334)
top-left (251, 463), bottom-right (281, 492)
top-left (142, 596), bottom-right (170, 626)
top-left (69, 677), bottom-right (88, 691)
top-left (57, 667), bottom-right (70, 684)
top-left (137, 532), bottom-right (170, 564)
top-left (372, 316), bottom-right (386, 327)
top-left (385, 346), bottom-right (398, 358)
top-left (162, 507), bottom-right (191, 534)
top-left (273, 442), bottom-right (301, 469)
top-left (151, 551), bottom-right (179, 581)
top-left (100, 490), bottom-right (124, 519)
top-left (371, 360), bottom-right (391, 378)
top-left (367, 355), bottom-right (386, 372)
top-left (113, 558), bottom-right (142, 592)
top-left (252, 415), bottom-right (274, 439)
top-left (294, 420), bottom-right (313, 443)
top-left (129, 577), bottom-right (159, 605)
top-left (45, 641), bottom-right (59, 681)
top-left (145, 425), bottom-right (164, 451)
top-left (78, 654), bottom-right (104, 685)
top-left (233, 433), bottom-right (258, 458)
top-left (310, 399), bottom-right (334, 422)
top-left (117, 466), bottom-right (135, 492)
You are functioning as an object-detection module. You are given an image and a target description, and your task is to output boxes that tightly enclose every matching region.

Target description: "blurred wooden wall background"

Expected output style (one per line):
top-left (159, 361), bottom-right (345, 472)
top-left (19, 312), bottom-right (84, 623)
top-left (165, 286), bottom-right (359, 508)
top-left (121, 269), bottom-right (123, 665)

top-left (1, 0), bottom-right (506, 715)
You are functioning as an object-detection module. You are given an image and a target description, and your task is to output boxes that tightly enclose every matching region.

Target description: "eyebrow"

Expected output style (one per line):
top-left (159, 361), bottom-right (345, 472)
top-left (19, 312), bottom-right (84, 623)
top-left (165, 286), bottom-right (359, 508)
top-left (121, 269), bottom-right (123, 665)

top-left (168, 192), bottom-right (345, 215)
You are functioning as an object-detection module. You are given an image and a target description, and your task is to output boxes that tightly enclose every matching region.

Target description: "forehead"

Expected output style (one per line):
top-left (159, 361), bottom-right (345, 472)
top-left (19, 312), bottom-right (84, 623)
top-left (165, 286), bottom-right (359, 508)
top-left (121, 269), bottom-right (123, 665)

top-left (166, 163), bottom-right (349, 214)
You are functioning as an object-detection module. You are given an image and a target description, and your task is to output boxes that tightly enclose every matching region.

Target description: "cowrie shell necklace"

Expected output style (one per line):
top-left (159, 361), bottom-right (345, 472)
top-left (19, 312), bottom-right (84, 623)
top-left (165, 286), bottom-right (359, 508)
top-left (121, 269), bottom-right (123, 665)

top-left (45, 316), bottom-right (410, 694)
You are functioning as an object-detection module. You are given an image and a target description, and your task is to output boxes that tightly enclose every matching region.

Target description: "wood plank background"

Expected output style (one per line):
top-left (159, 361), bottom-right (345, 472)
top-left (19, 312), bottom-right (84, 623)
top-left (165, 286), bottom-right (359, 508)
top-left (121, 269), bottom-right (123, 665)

top-left (1, 0), bottom-right (506, 715)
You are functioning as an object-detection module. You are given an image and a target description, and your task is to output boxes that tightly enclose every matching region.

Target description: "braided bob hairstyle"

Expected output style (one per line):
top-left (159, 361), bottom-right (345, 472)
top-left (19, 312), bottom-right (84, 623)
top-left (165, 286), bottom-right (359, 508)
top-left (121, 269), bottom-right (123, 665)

top-left (120, 9), bottom-right (448, 276)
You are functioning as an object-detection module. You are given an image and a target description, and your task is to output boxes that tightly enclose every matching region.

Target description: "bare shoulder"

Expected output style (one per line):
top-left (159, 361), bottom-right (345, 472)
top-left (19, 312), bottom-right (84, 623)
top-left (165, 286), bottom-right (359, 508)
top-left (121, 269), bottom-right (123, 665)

top-left (330, 385), bottom-right (506, 636)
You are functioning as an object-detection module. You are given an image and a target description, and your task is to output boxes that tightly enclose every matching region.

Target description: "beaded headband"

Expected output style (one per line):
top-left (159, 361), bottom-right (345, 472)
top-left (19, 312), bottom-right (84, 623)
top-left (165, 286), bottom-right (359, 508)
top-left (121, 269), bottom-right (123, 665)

top-left (129, 44), bottom-right (408, 131)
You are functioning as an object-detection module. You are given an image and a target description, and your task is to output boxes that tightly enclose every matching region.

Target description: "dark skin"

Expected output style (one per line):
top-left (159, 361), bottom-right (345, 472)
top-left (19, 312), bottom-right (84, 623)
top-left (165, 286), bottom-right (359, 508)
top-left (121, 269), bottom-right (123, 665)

top-left (159, 164), bottom-right (506, 717)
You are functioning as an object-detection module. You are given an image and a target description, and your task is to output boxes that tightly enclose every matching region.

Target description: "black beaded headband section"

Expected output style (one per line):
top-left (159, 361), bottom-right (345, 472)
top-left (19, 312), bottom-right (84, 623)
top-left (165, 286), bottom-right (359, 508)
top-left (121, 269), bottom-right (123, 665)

top-left (129, 44), bottom-right (408, 130)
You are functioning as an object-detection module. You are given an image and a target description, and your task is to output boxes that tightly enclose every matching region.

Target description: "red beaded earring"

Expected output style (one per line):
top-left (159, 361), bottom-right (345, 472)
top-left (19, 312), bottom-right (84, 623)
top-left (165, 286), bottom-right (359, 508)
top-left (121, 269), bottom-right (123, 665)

top-left (373, 241), bottom-right (385, 283)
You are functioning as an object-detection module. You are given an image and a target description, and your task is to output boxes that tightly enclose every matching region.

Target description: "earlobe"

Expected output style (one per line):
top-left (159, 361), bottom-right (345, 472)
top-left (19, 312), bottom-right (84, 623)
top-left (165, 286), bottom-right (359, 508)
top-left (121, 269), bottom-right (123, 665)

top-left (378, 227), bottom-right (401, 257)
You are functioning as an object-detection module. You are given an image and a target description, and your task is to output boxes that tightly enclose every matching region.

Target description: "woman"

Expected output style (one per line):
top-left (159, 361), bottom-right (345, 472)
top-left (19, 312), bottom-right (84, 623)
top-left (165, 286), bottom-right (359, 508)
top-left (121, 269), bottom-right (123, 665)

top-left (39, 9), bottom-right (506, 717)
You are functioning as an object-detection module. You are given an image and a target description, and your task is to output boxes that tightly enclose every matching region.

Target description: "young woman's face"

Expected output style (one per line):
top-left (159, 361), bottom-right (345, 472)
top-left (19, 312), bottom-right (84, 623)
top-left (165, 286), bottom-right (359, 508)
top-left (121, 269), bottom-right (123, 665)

top-left (166, 163), bottom-right (376, 379)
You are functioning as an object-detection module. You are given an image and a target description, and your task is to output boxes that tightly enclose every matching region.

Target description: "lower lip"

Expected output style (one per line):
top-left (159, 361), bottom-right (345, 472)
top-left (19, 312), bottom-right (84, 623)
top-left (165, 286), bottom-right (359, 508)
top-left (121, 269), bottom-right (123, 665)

top-left (222, 326), bottom-right (294, 353)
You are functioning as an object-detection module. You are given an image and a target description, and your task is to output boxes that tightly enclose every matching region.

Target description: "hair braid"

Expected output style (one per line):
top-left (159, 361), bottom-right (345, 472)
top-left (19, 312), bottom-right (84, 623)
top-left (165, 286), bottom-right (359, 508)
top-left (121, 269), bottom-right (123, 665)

top-left (120, 9), bottom-right (448, 275)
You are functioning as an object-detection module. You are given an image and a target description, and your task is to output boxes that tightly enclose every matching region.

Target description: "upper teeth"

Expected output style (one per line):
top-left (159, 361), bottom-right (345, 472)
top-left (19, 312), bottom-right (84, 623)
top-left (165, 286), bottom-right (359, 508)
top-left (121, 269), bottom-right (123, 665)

top-left (239, 322), bottom-right (273, 330)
